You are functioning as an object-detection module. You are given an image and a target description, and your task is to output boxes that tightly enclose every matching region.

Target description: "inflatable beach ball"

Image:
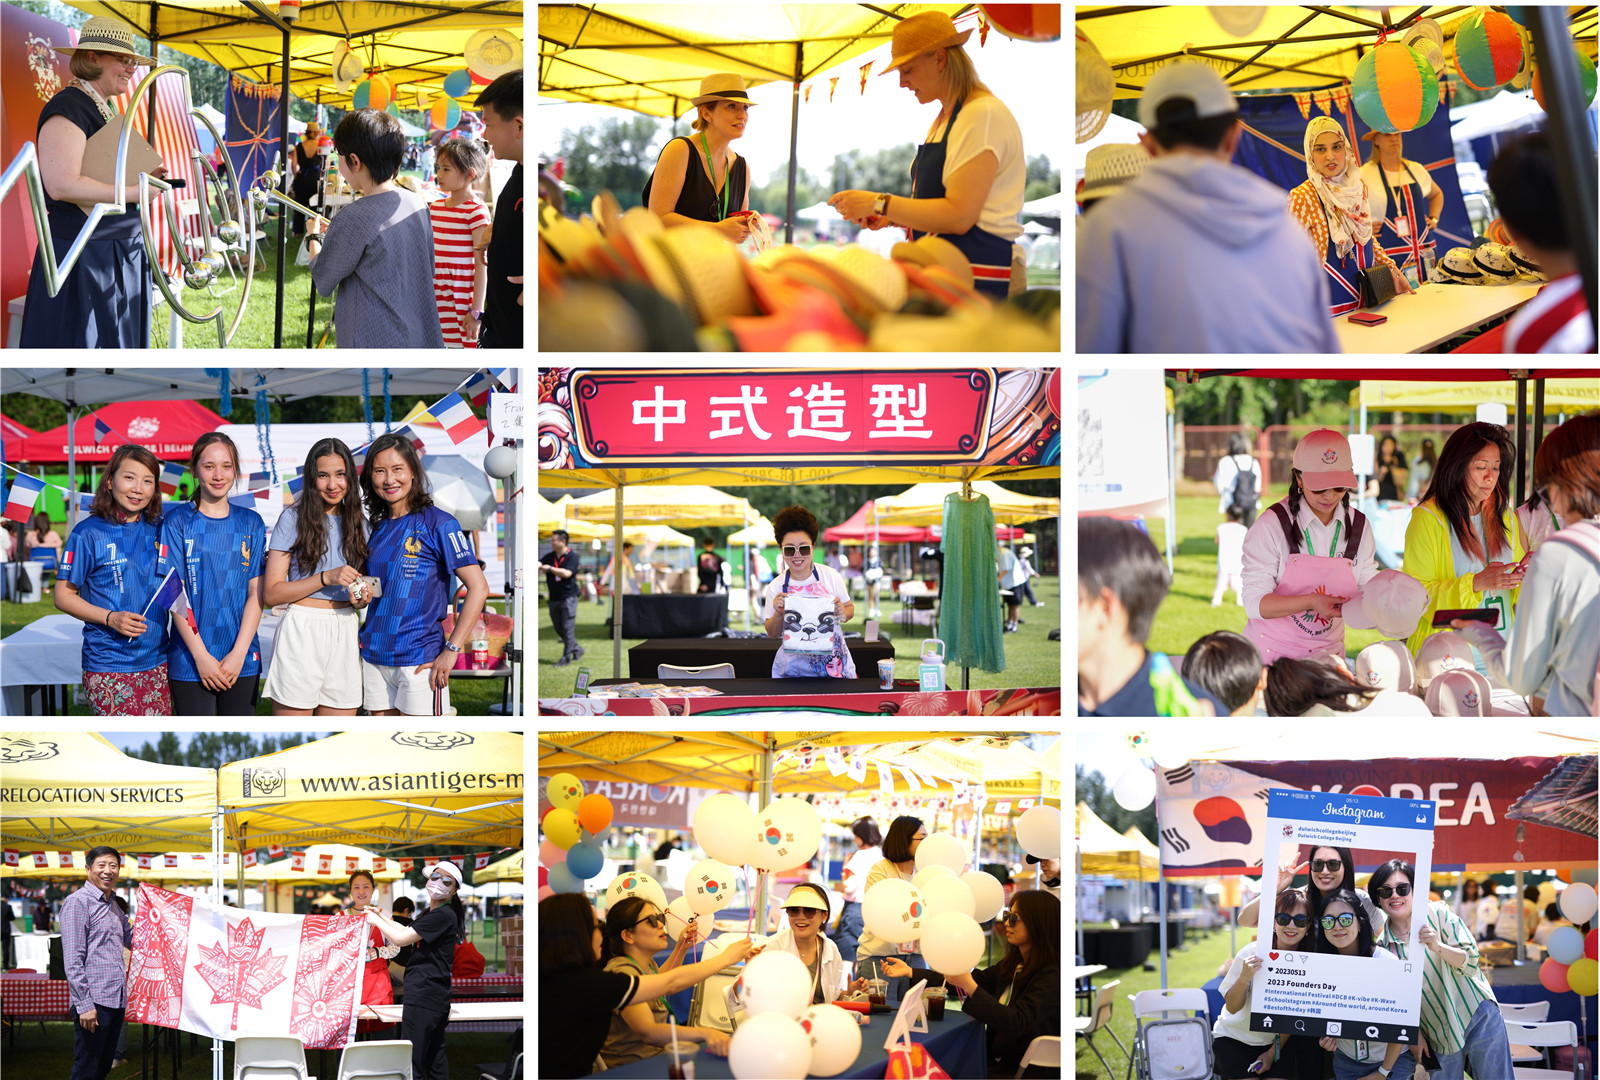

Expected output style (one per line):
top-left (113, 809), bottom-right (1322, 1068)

top-left (1353, 41), bottom-right (1440, 133)
top-left (1534, 48), bottom-right (1598, 112)
top-left (1453, 9), bottom-right (1523, 91)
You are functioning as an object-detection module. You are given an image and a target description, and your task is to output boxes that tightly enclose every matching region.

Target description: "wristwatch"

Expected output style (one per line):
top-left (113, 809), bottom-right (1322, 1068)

top-left (873, 192), bottom-right (890, 216)
top-left (444, 641), bottom-right (463, 653)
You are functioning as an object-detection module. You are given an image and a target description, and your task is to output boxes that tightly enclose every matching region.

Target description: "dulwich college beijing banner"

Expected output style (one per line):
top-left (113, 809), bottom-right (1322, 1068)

top-left (127, 884), bottom-right (364, 1048)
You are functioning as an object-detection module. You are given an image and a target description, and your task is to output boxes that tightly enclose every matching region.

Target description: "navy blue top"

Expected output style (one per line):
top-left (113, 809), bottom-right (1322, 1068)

top-left (1079, 650), bottom-right (1228, 717)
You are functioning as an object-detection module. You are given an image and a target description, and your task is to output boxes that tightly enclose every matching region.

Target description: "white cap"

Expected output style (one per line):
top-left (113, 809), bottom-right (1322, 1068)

top-left (1293, 429), bottom-right (1358, 491)
top-left (1362, 689), bottom-right (1436, 716)
top-left (1415, 631), bottom-right (1475, 690)
top-left (1344, 570), bottom-right (1429, 640)
top-left (1426, 668), bottom-right (1492, 716)
top-left (1354, 639), bottom-right (1418, 694)
top-left (1138, 60), bottom-right (1240, 131)
top-left (429, 860), bottom-right (464, 886)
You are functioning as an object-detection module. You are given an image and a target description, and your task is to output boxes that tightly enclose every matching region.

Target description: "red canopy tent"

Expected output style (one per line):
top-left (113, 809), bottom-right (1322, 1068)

top-left (823, 501), bottom-right (928, 544)
top-left (2, 414), bottom-right (37, 461)
top-left (19, 400), bottom-right (227, 463)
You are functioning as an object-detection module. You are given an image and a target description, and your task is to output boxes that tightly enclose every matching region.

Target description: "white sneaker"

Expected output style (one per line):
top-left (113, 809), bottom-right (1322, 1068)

top-left (1211, 599), bottom-right (1222, 607)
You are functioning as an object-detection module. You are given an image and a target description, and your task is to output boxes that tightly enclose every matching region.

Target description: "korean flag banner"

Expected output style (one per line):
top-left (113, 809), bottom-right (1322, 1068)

top-left (1249, 789), bottom-right (1434, 1046)
top-left (127, 883), bottom-right (365, 1048)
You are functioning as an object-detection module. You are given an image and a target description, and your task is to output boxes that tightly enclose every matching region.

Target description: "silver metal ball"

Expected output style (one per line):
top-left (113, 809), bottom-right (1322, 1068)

top-left (249, 187), bottom-right (269, 208)
top-left (184, 262), bottom-right (215, 289)
top-left (217, 220), bottom-right (242, 246)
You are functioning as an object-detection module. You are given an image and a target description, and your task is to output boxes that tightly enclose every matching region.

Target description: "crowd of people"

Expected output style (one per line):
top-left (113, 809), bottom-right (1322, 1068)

top-left (1076, 59), bottom-right (1593, 353)
top-left (1079, 412), bottom-right (1600, 716)
top-left (538, 813), bottom-right (1062, 1078)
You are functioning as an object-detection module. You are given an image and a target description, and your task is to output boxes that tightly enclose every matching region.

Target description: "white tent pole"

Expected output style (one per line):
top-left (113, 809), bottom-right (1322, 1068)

top-left (508, 471), bottom-right (522, 716)
top-left (211, 805), bottom-right (223, 1080)
top-left (613, 479), bottom-right (624, 676)
top-left (757, 733), bottom-right (774, 930)
top-left (743, 502), bottom-right (750, 633)
top-left (66, 399), bottom-right (78, 534)
top-left (1157, 765), bottom-right (1168, 990)
top-left (1165, 401), bottom-right (1177, 575)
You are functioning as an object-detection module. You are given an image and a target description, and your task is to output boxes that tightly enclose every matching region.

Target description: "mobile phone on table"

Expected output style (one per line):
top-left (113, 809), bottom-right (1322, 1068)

top-left (1347, 312), bottom-right (1388, 326)
top-left (1432, 607), bottom-right (1497, 627)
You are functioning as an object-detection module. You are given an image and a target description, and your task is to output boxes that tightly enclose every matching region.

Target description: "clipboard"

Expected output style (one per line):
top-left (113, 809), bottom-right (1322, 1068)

top-left (81, 112), bottom-right (164, 196)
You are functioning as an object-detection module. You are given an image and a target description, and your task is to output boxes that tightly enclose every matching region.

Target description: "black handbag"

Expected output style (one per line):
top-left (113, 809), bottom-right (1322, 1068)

top-left (1317, 193), bottom-right (1396, 309)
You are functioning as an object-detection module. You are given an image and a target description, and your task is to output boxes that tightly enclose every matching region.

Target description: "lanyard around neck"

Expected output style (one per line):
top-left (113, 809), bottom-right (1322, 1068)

top-left (700, 131), bottom-right (729, 222)
top-left (1302, 518), bottom-right (1343, 559)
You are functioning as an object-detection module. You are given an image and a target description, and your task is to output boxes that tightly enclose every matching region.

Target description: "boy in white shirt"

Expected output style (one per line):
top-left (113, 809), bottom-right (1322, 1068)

top-left (1213, 504), bottom-right (1248, 607)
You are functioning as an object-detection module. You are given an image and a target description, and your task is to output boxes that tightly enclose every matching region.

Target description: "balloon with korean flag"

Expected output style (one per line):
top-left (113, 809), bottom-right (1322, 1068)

top-left (749, 798), bottom-right (822, 871)
top-left (685, 858), bottom-right (736, 915)
top-left (606, 870), bottom-right (667, 913)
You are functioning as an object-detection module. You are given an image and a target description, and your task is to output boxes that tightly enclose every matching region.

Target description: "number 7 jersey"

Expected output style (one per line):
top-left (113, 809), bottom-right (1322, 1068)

top-left (360, 506), bottom-right (477, 667)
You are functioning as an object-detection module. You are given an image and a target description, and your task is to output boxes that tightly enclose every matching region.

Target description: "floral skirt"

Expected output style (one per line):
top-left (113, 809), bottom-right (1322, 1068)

top-left (84, 666), bottom-right (172, 716)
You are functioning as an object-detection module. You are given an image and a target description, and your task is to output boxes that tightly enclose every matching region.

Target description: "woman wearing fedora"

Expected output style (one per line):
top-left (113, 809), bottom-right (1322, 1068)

top-left (1360, 129), bottom-right (1443, 285)
top-left (21, 15), bottom-right (168, 348)
top-left (828, 11), bottom-right (1025, 301)
top-left (643, 74), bottom-right (755, 244)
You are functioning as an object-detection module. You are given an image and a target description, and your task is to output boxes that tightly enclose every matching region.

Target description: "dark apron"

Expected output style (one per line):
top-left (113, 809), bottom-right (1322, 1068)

top-left (910, 97), bottom-right (1014, 300)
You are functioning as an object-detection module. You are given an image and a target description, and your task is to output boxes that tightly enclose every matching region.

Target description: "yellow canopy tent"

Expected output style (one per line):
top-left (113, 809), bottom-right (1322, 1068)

top-left (727, 516), bottom-right (776, 546)
top-left (538, 493), bottom-right (610, 541)
top-left (0, 732), bottom-right (219, 852)
top-left (873, 480), bottom-right (1061, 524)
top-left (567, 484), bottom-right (754, 526)
top-left (1075, 802), bottom-right (1157, 879)
top-left (1358, 379), bottom-right (1600, 412)
top-left (1, 850), bottom-right (92, 879)
top-left (622, 524), bottom-right (697, 546)
top-left (217, 731), bottom-right (523, 852)
top-left (477, 848), bottom-right (523, 883)
top-left (877, 738), bottom-right (1061, 800)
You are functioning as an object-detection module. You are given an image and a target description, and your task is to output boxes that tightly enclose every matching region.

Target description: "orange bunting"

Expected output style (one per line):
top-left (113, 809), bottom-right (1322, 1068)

top-left (859, 60), bottom-right (872, 95)
top-left (829, 76), bottom-right (839, 103)
top-left (1294, 91), bottom-right (1313, 120)
top-left (978, 12), bottom-right (989, 47)
top-left (804, 83), bottom-right (812, 103)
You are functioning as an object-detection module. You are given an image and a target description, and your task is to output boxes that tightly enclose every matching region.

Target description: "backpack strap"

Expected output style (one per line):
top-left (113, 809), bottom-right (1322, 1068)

top-left (1269, 501), bottom-right (1301, 556)
top-left (1344, 508), bottom-right (1367, 561)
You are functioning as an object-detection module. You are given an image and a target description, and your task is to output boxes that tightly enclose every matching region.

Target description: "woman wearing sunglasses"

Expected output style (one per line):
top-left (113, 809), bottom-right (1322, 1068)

top-left (769, 883), bottom-right (869, 1006)
top-left (762, 505), bottom-right (857, 679)
top-left (1237, 846), bottom-right (1385, 949)
top-left (1369, 860), bottom-right (1512, 1080)
top-left (1213, 888), bottom-right (1313, 1079)
top-left (1314, 889), bottom-right (1416, 1080)
top-left (595, 895), bottom-right (731, 1066)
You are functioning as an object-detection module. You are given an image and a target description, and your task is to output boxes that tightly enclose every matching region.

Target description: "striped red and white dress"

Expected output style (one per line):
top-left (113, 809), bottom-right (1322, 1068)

top-left (428, 197), bottom-right (491, 347)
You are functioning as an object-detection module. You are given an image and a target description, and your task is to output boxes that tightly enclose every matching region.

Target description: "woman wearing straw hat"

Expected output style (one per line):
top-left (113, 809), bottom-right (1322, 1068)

top-left (1360, 129), bottom-right (1443, 285)
top-left (643, 74), bottom-right (755, 244)
top-left (286, 120), bottom-right (326, 237)
top-left (828, 11), bottom-right (1025, 300)
top-left (21, 15), bottom-right (168, 348)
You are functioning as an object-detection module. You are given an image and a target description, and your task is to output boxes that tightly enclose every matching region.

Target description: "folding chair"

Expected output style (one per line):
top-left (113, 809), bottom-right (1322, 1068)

top-left (1126, 988), bottom-right (1209, 1080)
top-left (1015, 1034), bottom-right (1061, 1078)
top-left (1500, 1001), bottom-right (1552, 1069)
top-left (658, 663), bottom-right (734, 679)
top-left (335, 1040), bottom-right (410, 1080)
top-left (234, 1035), bottom-right (314, 1080)
top-left (1508, 1020), bottom-right (1579, 1080)
top-left (1073, 978), bottom-right (1127, 1078)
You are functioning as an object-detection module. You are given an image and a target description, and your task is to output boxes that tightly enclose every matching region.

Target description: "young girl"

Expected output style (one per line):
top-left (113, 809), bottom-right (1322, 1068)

top-left (158, 433), bottom-right (266, 716)
top-left (428, 138), bottom-right (492, 348)
top-left (357, 432), bottom-right (489, 716)
top-left (262, 438), bottom-right (370, 716)
top-left (53, 444), bottom-right (170, 715)
top-left (350, 870), bottom-right (397, 1035)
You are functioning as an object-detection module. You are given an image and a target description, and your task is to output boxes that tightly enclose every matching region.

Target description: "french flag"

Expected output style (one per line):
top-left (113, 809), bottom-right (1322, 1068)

top-left (432, 392), bottom-right (485, 445)
top-left (491, 368), bottom-right (518, 392)
top-left (93, 417), bottom-right (113, 445)
top-left (3, 472), bottom-right (45, 523)
top-left (159, 462), bottom-right (186, 497)
top-left (143, 568), bottom-right (198, 635)
top-left (458, 370), bottom-right (495, 408)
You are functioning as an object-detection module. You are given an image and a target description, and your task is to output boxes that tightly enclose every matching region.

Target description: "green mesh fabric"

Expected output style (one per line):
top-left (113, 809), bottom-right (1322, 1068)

top-left (938, 491), bottom-right (1005, 673)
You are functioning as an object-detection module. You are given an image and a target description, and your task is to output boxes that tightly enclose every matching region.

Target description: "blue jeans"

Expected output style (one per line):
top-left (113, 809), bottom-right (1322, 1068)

top-left (830, 901), bottom-right (863, 962)
top-left (1427, 997), bottom-right (1515, 1079)
top-left (1333, 1049), bottom-right (1415, 1080)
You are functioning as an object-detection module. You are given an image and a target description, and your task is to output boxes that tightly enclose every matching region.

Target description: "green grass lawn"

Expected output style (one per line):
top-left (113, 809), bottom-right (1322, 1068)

top-left (536, 574), bottom-right (1061, 696)
top-left (1143, 495), bottom-right (1386, 662)
top-left (1075, 922), bottom-right (1243, 1079)
top-left (0, 594), bottom-right (514, 717)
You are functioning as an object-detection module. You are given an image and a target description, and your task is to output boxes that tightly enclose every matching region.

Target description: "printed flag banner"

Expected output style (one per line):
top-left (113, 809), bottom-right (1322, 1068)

top-left (60, 851), bottom-right (74, 868)
top-left (32, 852), bottom-right (47, 867)
top-left (433, 392), bottom-right (486, 444)
top-left (138, 854), bottom-right (153, 869)
top-left (243, 850), bottom-right (257, 868)
top-left (127, 883), bottom-right (364, 1048)
top-left (398, 858), bottom-right (413, 873)
top-left (475, 852), bottom-right (490, 870)
top-left (165, 854), bottom-right (178, 868)
top-left (345, 856), bottom-right (359, 874)
top-left (3, 472), bottom-right (46, 523)
top-left (318, 853), bottom-right (332, 875)
top-left (291, 852), bottom-right (306, 872)
top-left (373, 857), bottom-right (385, 872)
top-left (1, 851), bottom-right (15, 866)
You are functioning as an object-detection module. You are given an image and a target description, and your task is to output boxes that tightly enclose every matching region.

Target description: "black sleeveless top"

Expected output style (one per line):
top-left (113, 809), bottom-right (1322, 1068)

top-left (642, 136), bottom-right (748, 223)
top-left (291, 141), bottom-right (325, 194)
top-left (37, 87), bottom-right (142, 242)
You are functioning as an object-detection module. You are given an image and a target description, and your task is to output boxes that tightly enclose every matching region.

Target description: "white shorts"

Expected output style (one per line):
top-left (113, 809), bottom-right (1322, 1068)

top-left (261, 603), bottom-right (363, 710)
top-left (362, 660), bottom-right (452, 716)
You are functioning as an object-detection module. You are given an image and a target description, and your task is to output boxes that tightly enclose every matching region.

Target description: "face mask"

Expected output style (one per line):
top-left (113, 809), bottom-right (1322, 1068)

top-left (426, 878), bottom-right (453, 901)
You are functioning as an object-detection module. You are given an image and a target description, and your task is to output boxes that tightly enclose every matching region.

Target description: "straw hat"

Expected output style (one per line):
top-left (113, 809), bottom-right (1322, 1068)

top-left (1077, 29), bottom-right (1114, 142)
top-left (691, 73), bottom-right (759, 108)
top-left (651, 223), bottom-right (756, 326)
top-left (464, 28), bottom-right (522, 81)
top-left (891, 235), bottom-right (974, 292)
top-left (331, 41), bottom-right (363, 93)
top-left (878, 12), bottom-right (972, 76)
top-left (812, 244), bottom-right (907, 312)
top-left (56, 15), bottom-right (157, 66)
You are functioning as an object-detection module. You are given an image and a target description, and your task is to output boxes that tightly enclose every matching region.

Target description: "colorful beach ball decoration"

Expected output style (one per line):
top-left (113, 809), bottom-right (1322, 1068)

top-left (1453, 9), bottom-right (1524, 91)
top-left (1533, 48), bottom-right (1598, 113)
top-left (353, 73), bottom-right (396, 111)
top-left (1353, 40), bottom-right (1440, 133)
top-left (431, 96), bottom-right (462, 130)
top-left (443, 68), bottom-right (474, 99)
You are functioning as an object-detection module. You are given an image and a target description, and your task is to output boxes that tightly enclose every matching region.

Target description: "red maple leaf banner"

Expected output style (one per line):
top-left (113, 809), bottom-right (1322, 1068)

top-left (194, 917), bottom-right (289, 1031)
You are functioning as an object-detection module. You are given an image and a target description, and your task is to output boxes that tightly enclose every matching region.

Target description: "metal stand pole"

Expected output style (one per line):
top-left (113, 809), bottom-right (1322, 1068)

top-left (272, 27), bottom-right (289, 348)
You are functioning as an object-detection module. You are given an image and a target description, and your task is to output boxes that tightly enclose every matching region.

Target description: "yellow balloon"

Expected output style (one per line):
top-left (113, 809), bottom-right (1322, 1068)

top-left (547, 772), bottom-right (585, 811)
top-left (1568, 957), bottom-right (1599, 997)
top-left (544, 807), bottom-right (582, 850)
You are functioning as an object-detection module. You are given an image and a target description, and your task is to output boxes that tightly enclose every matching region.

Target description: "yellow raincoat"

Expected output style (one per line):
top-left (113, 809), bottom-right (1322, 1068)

top-left (1402, 499), bottom-right (1526, 658)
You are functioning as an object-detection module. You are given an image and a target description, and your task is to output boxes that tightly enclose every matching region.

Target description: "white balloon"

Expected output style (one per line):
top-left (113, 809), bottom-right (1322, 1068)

top-left (862, 878), bottom-right (925, 943)
top-left (1113, 766), bottom-right (1157, 812)
top-left (920, 911), bottom-right (986, 975)
top-left (1015, 805), bottom-right (1062, 860)
top-left (693, 792), bottom-right (757, 866)
top-left (962, 870), bottom-right (1005, 922)
top-left (728, 1011), bottom-right (812, 1079)
top-left (684, 858), bottom-right (736, 916)
top-left (1152, 738), bottom-right (1191, 770)
top-left (663, 895), bottom-right (709, 943)
top-left (912, 864), bottom-right (956, 890)
top-left (913, 832), bottom-right (967, 875)
top-left (920, 874), bottom-right (977, 920)
top-left (750, 797), bottom-right (822, 871)
top-left (1560, 882), bottom-right (1598, 925)
top-left (605, 870), bottom-right (666, 913)
top-left (800, 1002), bottom-right (863, 1076)
top-left (739, 949), bottom-right (812, 1018)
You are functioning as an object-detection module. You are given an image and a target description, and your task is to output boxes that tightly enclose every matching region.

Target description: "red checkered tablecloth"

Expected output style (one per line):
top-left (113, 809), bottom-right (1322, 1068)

top-left (0, 975), bottom-right (71, 1018)
top-left (450, 974), bottom-right (521, 1001)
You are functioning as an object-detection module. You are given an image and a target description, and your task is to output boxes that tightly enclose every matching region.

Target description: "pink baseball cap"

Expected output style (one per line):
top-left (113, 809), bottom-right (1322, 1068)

top-left (1425, 668), bottom-right (1492, 716)
top-left (1293, 429), bottom-right (1358, 490)
top-left (1415, 630), bottom-right (1475, 690)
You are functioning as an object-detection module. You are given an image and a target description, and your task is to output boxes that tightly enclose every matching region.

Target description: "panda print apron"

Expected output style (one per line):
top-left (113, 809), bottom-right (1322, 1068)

top-left (771, 569), bottom-right (858, 679)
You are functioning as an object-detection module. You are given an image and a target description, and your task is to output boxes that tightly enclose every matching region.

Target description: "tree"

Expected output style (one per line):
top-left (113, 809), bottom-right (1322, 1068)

top-left (830, 145), bottom-right (918, 199)
top-left (749, 163), bottom-right (827, 219)
top-left (557, 116), bottom-right (670, 212)
top-left (1023, 154), bottom-right (1061, 203)
top-left (1076, 764), bottom-right (1157, 845)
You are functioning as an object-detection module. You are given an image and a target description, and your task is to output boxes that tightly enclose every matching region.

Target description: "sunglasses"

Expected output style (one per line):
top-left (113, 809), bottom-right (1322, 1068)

top-left (1311, 859), bottom-right (1343, 873)
top-left (1274, 913), bottom-right (1309, 928)
top-left (997, 910), bottom-right (1021, 926)
top-left (782, 545), bottom-right (812, 557)
top-left (1373, 883), bottom-right (1412, 900)
top-left (1320, 913), bottom-right (1357, 930)
top-left (784, 907), bottom-right (820, 917)
top-left (632, 914), bottom-right (667, 930)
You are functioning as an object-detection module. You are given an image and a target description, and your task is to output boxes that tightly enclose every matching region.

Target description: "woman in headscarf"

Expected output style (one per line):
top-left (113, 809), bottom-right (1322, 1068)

top-left (286, 120), bottom-right (326, 237)
top-left (1286, 117), bottom-right (1413, 318)
top-left (643, 74), bottom-right (755, 244)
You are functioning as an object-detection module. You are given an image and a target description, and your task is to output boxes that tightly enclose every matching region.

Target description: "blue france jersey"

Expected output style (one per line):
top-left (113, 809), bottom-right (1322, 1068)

top-left (58, 515), bottom-right (169, 674)
top-left (157, 503), bottom-right (266, 682)
top-left (360, 506), bottom-right (476, 667)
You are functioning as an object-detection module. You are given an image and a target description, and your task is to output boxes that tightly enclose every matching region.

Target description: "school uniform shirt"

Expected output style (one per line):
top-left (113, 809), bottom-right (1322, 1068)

top-left (157, 503), bottom-right (266, 682)
top-left (541, 965), bottom-right (639, 1079)
top-left (401, 905), bottom-right (457, 1012)
top-left (268, 504), bottom-right (369, 602)
top-left (1240, 499), bottom-right (1380, 621)
top-left (1504, 273), bottom-right (1594, 353)
top-left (1376, 900), bottom-right (1496, 1058)
top-left (767, 927), bottom-right (849, 1005)
top-left (59, 515), bottom-right (168, 673)
top-left (1079, 649), bottom-right (1228, 717)
top-left (1212, 941), bottom-right (1274, 1047)
top-left (360, 507), bottom-right (476, 667)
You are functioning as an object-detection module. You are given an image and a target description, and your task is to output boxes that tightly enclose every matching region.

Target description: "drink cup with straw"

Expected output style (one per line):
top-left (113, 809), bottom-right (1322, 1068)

top-left (669, 1015), bottom-right (680, 1073)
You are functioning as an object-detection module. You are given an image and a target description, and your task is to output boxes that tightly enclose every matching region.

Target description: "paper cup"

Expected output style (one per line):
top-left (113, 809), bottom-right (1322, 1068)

top-left (878, 659), bottom-right (895, 689)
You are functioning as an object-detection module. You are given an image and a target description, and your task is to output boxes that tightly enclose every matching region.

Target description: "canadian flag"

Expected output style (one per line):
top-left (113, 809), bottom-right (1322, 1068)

top-left (317, 854), bottom-right (332, 875)
top-left (165, 854), bottom-right (179, 867)
top-left (3, 850), bottom-right (18, 866)
top-left (127, 883), bottom-right (364, 1048)
top-left (423, 858), bottom-right (438, 875)
top-left (475, 853), bottom-right (490, 871)
top-left (398, 859), bottom-right (413, 873)
top-left (269, 844), bottom-right (285, 859)
top-left (291, 853), bottom-right (306, 872)
top-left (32, 852), bottom-right (47, 868)
top-left (243, 850), bottom-right (257, 868)
top-left (345, 857), bottom-right (359, 874)
top-left (60, 852), bottom-right (74, 868)
top-left (138, 854), bottom-right (153, 870)
top-left (373, 858), bottom-right (386, 873)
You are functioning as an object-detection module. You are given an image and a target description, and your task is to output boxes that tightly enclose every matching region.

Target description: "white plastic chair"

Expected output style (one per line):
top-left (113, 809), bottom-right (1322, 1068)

top-left (234, 1035), bottom-right (313, 1080)
top-left (658, 663), bottom-right (735, 679)
top-left (336, 1041), bottom-right (411, 1080)
top-left (1501, 1001), bottom-right (1553, 1067)
top-left (1015, 1034), bottom-right (1062, 1077)
top-left (1126, 988), bottom-right (1209, 1080)
top-left (1508, 1020), bottom-right (1579, 1080)
top-left (1073, 978), bottom-right (1127, 1078)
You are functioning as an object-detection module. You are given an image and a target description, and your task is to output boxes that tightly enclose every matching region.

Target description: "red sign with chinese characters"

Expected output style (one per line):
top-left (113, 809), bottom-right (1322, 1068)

top-left (571, 369), bottom-right (996, 463)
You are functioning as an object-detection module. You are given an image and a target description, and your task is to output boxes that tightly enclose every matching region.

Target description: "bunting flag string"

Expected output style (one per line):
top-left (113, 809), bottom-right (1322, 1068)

top-left (804, 83), bottom-right (812, 104)
top-left (829, 76), bottom-right (839, 103)
top-left (859, 60), bottom-right (872, 95)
